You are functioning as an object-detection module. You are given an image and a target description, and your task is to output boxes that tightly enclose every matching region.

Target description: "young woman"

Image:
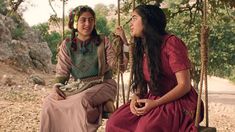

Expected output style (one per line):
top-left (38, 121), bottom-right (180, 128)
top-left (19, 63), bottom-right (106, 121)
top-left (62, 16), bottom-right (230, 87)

top-left (106, 4), bottom-right (204, 132)
top-left (40, 5), bottom-right (126, 132)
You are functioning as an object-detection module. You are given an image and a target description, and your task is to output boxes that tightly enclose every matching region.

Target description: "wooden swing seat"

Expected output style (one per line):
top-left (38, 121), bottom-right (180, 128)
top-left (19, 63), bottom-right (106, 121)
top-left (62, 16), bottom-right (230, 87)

top-left (199, 126), bottom-right (216, 132)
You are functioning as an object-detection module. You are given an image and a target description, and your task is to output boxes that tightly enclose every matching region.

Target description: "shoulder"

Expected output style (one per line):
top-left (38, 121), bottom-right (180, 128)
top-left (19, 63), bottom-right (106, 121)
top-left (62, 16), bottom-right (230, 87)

top-left (98, 34), bottom-right (109, 42)
top-left (98, 35), bottom-right (110, 47)
top-left (164, 34), bottom-right (183, 44)
top-left (163, 34), bottom-right (187, 50)
top-left (59, 37), bottom-right (72, 50)
top-left (64, 38), bottom-right (73, 46)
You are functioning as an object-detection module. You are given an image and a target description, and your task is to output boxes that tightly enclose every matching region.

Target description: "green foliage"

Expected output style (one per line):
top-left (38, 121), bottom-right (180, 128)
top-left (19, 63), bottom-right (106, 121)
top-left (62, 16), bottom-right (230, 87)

top-left (96, 15), bottom-right (111, 36)
top-left (208, 13), bottom-right (235, 78)
top-left (0, 0), bottom-right (8, 15)
top-left (166, 1), bottom-right (235, 84)
top-left (94, 4), bottom-right (111, 36)
top-left (32, 23), bottom-right (49, 38)
top-left (121, 17), bottom-right (131, 39)
top-left (167, 11), bottom-right (202, 86)
top-left (94, 3), bottom-right (109, 16)
top-left (107, 19), bottom-right (117, 34)
top-left (11, 23), bottom-right (25, 40)
top-left (218, 0), bottom-right (235, 8)
top-left (44, 31), bottom-right (62, 64)
top-left (229, 68), bottom-right (235, 84)
top-left (64, 30), bottom-right (71, 39)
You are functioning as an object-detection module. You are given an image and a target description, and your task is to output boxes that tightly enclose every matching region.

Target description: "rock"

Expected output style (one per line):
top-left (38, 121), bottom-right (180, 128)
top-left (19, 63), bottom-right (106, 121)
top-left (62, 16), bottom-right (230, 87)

top-left (28, 75), bottom-right (46, 86)
top-left (0, 14), bottom-right (14, 42)
top-left (28, 42), bottom-right (52, 72)
top-left (0, 14), bottom-right (52, 73)
top-left (1, 74), bottom-right (16, 86)
top-left (17, 85), bottom-right (22, 89)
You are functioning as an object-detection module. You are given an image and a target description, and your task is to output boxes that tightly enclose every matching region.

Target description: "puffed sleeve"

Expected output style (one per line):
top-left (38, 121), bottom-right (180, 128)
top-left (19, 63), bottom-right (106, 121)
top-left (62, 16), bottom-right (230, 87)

top-left (55, 40), bottom-right (72, 83)
top-left (165, 36), bottom-right (191, 73)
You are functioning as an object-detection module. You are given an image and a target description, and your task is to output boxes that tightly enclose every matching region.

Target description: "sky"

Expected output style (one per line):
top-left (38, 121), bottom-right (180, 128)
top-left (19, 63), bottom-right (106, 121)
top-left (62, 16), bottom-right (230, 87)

top-left (22, 0), bottom-right (117, 26)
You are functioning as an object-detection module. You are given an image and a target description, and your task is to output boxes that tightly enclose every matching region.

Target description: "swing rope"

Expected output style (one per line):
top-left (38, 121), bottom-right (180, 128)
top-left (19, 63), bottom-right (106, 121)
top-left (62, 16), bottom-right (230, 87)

top-left (195, 0), bottom-right (210, 128)
top-left (126, 0), bottom-right (135, 103)
top-left (62, 0), bottom-right (65, 39)
top-left (58, 0), bottom-right (131, 108)
top-left (114, 0), bottom-right (126, 108)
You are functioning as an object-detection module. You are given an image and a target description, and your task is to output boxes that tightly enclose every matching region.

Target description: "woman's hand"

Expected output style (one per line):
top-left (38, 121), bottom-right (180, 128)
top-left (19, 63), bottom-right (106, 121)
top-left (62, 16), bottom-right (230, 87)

top-left (135, 99), bottom-right (159, 116)
top-left (130, 94), bottom-right (140, 116)
top-left (115, 26), bottom-right (128, 45)
top-left (52, 83), bottom-right (66, 100)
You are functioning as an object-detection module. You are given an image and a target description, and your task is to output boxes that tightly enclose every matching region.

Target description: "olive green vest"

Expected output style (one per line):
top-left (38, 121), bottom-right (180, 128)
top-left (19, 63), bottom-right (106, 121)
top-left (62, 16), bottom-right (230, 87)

top-left (65, 37), bottom-right (110, 80)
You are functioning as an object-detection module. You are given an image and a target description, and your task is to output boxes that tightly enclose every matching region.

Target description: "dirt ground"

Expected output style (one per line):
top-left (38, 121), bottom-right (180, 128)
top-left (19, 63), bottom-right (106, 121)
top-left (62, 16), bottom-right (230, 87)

top-left (0, 63), bottom-right (234, 132)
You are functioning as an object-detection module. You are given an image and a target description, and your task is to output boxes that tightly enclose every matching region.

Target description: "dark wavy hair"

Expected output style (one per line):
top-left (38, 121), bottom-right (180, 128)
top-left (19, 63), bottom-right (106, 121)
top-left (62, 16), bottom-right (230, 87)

top-left (68, 5), bottom-right (101, 51)
top-left (132, 5), bottom-right (167, 97)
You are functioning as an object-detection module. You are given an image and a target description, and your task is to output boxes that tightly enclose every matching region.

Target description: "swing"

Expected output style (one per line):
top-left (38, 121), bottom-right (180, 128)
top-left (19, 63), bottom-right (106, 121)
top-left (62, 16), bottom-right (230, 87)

top-left (123, 0), bottom-right (217, 131)
top-left (103, 0), bottom-right (129, 118)
top-left (56, 1), bottom-right (217, 129)
top-left (111, 0), bottom-right (136, 108)
top-left (54, 0), bottom-right (129, 119)
top-left (195, 0), bottom-right (216, 131)
top-left (51, 0), bottom-right (133, 111)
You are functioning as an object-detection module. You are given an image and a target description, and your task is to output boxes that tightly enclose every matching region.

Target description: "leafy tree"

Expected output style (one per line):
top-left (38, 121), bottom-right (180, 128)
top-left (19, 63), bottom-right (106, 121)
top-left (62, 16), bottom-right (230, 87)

top-left (0, 0), bottom-right (8, 15)
top-left (6, 0), bottom-right (24, 16)
top-left (32, 23), bottom-right (49, 38)
top-left (94, 3), bottom-right (109, 16)
top-left (207, 9), bottom-right (235, 78)
top-left (44, 31), bottom-right (62, 64)
top-left (167, 11), bottom-right (202, 88)
top-left (166, 1), bottom-right (235, 86)
top-left (94, 4), bottom-right (111, 36)
top-left (11, 24), bottom-right (25, 39)
top-left (96, 15), bottom-right (111, 36)
top-left (117, 0), bottom-right (235, 85)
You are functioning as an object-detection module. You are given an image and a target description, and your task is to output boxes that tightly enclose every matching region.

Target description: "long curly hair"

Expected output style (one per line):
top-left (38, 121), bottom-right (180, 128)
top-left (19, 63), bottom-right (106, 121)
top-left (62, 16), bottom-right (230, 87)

top-left (132, 5), bottom-right (167, 97)
top-left (68, 5), bottom-right (101, 51)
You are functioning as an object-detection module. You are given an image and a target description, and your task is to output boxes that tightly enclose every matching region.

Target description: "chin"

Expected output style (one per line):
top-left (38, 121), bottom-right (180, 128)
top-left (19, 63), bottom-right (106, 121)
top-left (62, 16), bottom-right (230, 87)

top-left (131, 32), bottom-right (136, 37)
top-left (83, 32), bottom-right (92, 36)
top-left (133, 34), bottom-right (141, 37)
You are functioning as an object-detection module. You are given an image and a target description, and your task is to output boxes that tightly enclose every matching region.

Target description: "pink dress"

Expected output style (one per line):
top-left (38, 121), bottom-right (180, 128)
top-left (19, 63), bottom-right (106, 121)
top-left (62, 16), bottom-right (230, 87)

top-left (40, 37), bottom-right (119, 132)
top-left (106, 35), bottom-right (204, 132)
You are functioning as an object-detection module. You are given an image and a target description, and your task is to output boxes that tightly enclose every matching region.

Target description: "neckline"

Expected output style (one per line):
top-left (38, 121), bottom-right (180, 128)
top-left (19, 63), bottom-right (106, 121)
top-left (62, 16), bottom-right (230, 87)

top-left (76, 37), bottom-right (92, 44)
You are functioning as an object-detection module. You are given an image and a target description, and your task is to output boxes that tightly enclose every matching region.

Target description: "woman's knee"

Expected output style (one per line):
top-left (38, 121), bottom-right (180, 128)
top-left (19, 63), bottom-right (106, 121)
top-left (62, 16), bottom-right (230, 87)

top-left (103, 79), bottom-right (118, 99)
top-left (106, 116), bottom-right (117, 129)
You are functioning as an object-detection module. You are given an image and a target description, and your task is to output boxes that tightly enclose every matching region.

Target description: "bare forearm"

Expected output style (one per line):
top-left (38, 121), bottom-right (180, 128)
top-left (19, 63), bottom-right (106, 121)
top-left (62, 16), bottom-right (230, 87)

top-left (154, 84), bottom-right (191, 106)
top-left (154, 70), bottom-right (191, 106)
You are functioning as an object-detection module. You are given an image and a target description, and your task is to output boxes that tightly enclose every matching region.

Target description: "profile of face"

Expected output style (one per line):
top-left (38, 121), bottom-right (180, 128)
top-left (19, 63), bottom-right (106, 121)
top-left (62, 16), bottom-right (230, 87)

top-left (130, 10), bottom-right (143, 37)
top-left (77, 11), bottom-right (95, 38)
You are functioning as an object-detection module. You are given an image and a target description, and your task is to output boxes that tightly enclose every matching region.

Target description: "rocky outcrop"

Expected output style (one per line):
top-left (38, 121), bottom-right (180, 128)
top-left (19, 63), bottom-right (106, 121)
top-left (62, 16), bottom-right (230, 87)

top-left (0, 14), bottom-right (52, 73)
